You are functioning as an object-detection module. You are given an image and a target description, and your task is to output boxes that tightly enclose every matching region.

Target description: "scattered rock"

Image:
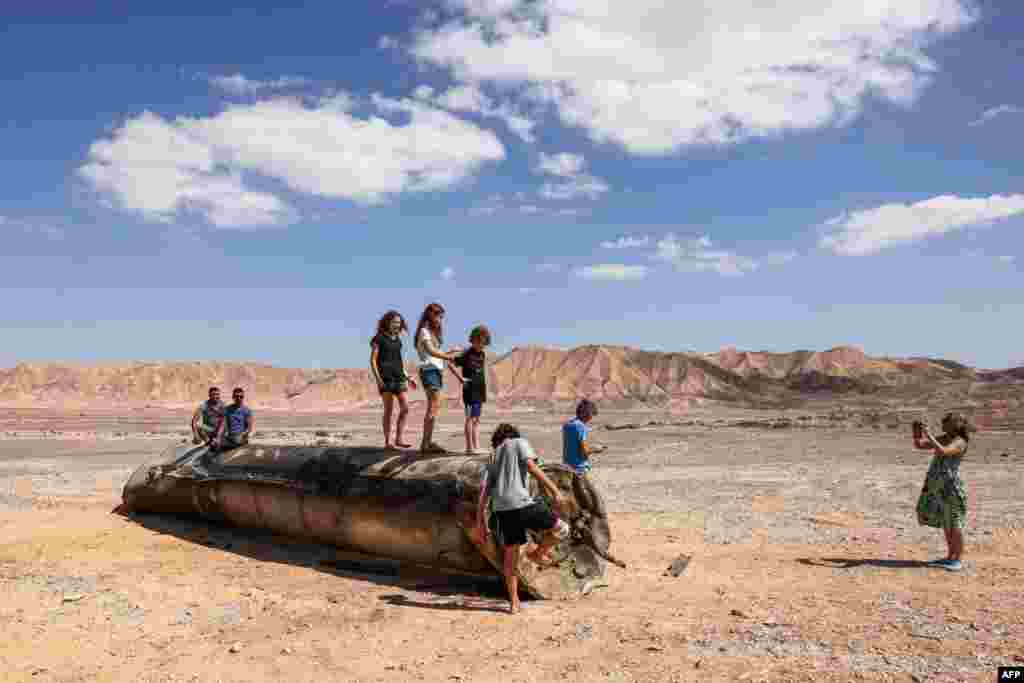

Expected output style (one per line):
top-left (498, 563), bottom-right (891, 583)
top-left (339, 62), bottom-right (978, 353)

top-left (62, 594), bottom-right (85, 603)
top-left (314, 430), bottom-right (330, 437)
top-left (229, 642), bottom-right (243, 654)
top-left (665, 555), bottom-right (691, 577)
top-left (281, 647), bottom-right (293, 655)
top-left (574, 623), bottom-right (594, 640)
top-left (729, 609), bottom-right (747, 618)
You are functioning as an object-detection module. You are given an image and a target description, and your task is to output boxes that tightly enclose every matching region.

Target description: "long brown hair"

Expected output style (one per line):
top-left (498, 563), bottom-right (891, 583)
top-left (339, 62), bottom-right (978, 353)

top-left (415, 302), bottom-right (445, 347)
top-left (374, 310), bottom-right (407, 341)
top-left (941, 412), bottom-right (975, 442)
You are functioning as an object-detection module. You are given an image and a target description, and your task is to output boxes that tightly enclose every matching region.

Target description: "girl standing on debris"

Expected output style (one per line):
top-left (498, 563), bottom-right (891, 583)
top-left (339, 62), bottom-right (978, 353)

top-left (370, 310), bottom-right (417, 450)
top-left (414, 302), bottom-right (463, 453)
top-left (913, 412), bottom-right (974, 571)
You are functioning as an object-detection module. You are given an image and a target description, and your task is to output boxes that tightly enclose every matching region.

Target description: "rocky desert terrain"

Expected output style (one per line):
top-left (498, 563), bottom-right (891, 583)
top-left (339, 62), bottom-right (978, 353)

top-left (1, 346), bottom-right (1022, 682)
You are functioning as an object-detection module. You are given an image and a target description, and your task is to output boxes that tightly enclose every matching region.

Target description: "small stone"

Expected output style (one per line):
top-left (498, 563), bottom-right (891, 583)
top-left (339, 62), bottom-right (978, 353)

top-left (229, 642), bottom-right (243, 654)
top-left (281, 647), bottom-right (293, 655)
top-left (729, 609), bottom-right (747, 618)
top-left (62, 594), bottom-right (85, 603)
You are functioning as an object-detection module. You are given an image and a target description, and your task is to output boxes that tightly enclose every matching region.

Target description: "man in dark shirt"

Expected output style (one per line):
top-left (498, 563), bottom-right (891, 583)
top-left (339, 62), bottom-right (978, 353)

top-left (215, 387), bottom-right (253, 451)
top-left (191, 386), bottom-right (223, 445)
top-left (453, 325), bottom-right (491, 453)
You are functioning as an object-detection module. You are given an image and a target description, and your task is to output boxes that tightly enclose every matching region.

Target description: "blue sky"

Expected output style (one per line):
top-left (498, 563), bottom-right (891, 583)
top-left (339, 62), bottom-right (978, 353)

top-left (1, 1), bottom-right (1022, 370)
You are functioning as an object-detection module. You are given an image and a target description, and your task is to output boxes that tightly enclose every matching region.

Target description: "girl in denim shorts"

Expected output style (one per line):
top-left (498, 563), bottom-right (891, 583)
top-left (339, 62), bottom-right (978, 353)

top-left (414, 302), bottom-right (463, 453)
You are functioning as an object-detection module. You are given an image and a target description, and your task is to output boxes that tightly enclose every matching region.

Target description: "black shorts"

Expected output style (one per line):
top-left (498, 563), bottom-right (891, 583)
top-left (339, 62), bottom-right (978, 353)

top-left (379, 376), bottom-right (408, 395)
top-left (493, 501), bottom-right (559, 547)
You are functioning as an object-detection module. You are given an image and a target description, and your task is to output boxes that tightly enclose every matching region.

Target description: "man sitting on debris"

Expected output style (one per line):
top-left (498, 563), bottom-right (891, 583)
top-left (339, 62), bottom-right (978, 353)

top-left (191, 386), bottom-right (223, 445)
top-left (475, 423), bottom-right (570, 614)
top-left (562, 399), bottom-right (605, 476)
top-left (214, 387), bottom-right (253, 451)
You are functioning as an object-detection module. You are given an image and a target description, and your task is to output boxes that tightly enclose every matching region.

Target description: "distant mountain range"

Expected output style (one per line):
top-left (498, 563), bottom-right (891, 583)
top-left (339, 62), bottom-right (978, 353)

top-left (2, 346), bottom-right (1021, 425)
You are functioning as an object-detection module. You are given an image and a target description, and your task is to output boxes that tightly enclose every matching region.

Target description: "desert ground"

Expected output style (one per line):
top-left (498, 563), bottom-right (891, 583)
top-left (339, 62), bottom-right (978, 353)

top-left (1, 406), bottom-right (1022, 683)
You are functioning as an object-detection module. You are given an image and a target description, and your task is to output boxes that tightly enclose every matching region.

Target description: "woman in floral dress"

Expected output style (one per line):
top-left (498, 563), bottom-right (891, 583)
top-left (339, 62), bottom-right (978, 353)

top-left (913, 412), bottom-right (974, 572)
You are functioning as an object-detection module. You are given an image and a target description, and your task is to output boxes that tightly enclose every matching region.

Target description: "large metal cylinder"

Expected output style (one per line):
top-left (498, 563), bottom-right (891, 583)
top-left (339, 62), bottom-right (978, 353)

top-left (122, 443), bottom-right (614, 599)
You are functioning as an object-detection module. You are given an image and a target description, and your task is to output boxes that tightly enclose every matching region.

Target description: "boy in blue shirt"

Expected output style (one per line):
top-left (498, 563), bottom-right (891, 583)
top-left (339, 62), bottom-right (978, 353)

top-left (562, 399), bottom-right (604, 475)
top-left (215, 387), bottom-right (253, 451)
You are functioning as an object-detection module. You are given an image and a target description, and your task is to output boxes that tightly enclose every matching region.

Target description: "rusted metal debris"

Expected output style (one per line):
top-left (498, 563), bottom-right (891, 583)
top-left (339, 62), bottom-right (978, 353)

top-left (121, 443), bottom-right (615, 599)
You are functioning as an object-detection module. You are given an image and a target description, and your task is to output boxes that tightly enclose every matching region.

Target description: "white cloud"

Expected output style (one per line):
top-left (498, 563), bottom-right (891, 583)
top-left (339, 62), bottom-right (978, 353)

top-left (536, 262), bottom-right (561, 273)
top-left (440, 266), bottom-right (456, 280)
top-left (533, 151), bottom-right (609, 200)
top-left (518, 287), bottom-right (536, 294)
top-left (207, 73), bottom-right (311, 96)
top-left (997, 255), bottom-right (1016, 264)
top-left (80, 95), bottom-right (505, 227)
top-left (654, 233), bottom-right (759, 276)
top-left (574, 264), bottom-right (649, 281)
top-left (539, 176), bottom-right (609, 200)
top-left (969, 105), bottom-right (1023, 127)
top-left (819, 194), bottom-right (1024, 256)
top-left (412, 1), bottom-right (976, 155)
top-left (419, 82), bottom-right (538, 142)
top-left (600, 234), bottom-right (649, 249)
top-left (536, 152), bottom-right (585, 177)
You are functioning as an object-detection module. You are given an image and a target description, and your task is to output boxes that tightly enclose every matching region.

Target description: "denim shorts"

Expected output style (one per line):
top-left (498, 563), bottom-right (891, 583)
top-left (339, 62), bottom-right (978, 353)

top-left (419, 367), bottom-right (443, 392)
top-left (464, 402), bottom-right (482, 418)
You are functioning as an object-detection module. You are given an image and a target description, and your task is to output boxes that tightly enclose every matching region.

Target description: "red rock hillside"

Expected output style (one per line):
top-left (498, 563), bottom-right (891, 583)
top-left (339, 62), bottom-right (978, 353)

top-left (0, 345), bottom-right (1019, 414)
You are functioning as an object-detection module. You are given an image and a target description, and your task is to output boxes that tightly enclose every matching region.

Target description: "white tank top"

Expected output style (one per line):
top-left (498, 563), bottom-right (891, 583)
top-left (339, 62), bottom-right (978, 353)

top-left (416, 328), bottom-right (445, 370)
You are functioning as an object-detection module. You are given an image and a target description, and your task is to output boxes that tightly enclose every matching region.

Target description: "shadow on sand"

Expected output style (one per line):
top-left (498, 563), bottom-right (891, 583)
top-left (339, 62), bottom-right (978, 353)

top-left (121, 510), bottom-right (511, 612)
top-left (797, 557), bottom-right (935, 570)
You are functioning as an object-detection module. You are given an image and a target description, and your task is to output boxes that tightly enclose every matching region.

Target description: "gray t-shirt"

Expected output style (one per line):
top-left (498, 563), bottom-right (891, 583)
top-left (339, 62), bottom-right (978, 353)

top-left (487, 437), bottom-right (537, 512)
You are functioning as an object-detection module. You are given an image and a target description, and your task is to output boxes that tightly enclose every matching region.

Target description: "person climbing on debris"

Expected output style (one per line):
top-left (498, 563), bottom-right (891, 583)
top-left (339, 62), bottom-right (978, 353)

top-left (913, 412), bottom-right (974, 572)
top-left (214, 387), bottom-right (253, 451)
top-left (191, 386), bottom-right (223, 445)
top-left (562, 399), bottom-right (605, 475)
top-left (475, 423), bottom-right (570, 614)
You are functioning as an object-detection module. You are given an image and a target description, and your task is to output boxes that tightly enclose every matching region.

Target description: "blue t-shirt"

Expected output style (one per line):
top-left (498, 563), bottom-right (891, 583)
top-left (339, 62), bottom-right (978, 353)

top-left (223, 404), bottom-right (252, 436)
top-left (562, 418), bottom-right (591, 473)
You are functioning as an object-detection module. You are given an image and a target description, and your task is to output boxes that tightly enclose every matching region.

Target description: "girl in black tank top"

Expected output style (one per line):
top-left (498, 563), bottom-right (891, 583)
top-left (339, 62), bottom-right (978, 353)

top-left (370, 311), bottom-right (417, 449)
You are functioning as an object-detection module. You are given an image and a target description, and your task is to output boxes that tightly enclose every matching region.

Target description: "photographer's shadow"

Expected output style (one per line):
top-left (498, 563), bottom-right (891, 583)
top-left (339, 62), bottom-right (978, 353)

top-left (798, 557), bottom-right (934, 570)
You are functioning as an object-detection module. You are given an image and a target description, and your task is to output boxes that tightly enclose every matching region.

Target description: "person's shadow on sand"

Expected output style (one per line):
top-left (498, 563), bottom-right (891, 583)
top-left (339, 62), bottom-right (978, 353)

top-left (797, 557), bottom-right (934, 569)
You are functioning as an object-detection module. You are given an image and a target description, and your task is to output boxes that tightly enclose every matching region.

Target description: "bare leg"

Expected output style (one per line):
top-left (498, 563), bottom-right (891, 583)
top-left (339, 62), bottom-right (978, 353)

top-left (464, 415), bottom-right (473, 453)
top-left (395, 392), bottom-right (411, 448)
top-left (503, 544), bottom-right (521, 614)
top-left (421, 391), bottom-right (439, 451)
top-left (470, 416), bottom-right (480, 451)
top-left (943, 527), bottom-right (954, 561)
top-left (527, 528), bottom-right (561, 565)
top-left (381, 393), bottom-right (395, 448)
top-left (949, 528), bottom-right (964, 561)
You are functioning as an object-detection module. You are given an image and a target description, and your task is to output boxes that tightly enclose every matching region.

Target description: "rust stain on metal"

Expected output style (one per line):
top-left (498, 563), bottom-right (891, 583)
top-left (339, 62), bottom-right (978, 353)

top-left (121, 444), bottom-right (614, 599)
